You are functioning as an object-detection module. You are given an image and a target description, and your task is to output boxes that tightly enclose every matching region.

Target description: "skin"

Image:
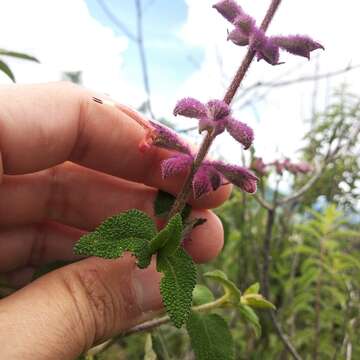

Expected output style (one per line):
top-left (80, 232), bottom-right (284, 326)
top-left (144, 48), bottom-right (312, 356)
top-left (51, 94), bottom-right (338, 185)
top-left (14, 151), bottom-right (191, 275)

top-left (0, 82), bottom-right (231, 359)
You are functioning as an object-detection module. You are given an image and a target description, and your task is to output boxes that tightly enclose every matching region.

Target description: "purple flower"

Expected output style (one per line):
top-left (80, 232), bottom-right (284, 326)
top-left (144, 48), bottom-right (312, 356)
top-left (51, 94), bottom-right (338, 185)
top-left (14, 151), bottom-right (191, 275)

top-left (192, 163), bottom-right (223, 199)
top-left (212, 0), bottom-right (244, 23)
top-left (145, 121), bottom-right (191, 155)
top-left (272, 35), bottom-right (324, 60)
top-left (251, 157), bottom-right (268, 176)
top-left (214, 0), bottom-right (324, 65)
top-left (213, 161), bottom-right (258, 193)
top-left (161, 154), bottom-right (193, 179)
top-left (174, 97), bottom-right (254, 149)
top-left (295, 161), bottom-right (313, 174)
top-left (272, 160), bottom-right (285, 175)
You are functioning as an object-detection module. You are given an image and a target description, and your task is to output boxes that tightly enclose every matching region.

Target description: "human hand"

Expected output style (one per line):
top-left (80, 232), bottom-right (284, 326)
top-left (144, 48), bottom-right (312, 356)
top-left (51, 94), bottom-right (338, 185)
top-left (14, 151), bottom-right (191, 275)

top-left (0, 82), bottom-right (230, 359)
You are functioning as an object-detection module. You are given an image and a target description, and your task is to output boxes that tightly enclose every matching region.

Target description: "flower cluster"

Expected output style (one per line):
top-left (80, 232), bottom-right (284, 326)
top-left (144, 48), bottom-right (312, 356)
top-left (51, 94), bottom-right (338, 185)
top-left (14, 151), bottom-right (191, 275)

top-left (174, 98), bottom-right (253, 149)
top-left (148, 121), bottom-right (258, 199)
top-left (251, 157), bottom-right (313, 177)
top-left (213, 0), bottom-right (324, 65)
top-left (272, 159), bottom-right (313, 175)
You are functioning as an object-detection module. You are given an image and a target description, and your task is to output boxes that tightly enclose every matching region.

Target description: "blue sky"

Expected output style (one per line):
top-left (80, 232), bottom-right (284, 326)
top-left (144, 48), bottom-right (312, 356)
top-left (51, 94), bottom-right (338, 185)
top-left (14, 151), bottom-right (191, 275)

top-left (85, 0), bottom-right (203, 97)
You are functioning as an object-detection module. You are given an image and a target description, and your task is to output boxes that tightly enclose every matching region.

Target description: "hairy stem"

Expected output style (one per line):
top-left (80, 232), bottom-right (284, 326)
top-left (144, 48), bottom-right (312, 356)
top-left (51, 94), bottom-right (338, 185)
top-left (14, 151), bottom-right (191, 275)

top-left (168, 0), bottom-right (283, 218)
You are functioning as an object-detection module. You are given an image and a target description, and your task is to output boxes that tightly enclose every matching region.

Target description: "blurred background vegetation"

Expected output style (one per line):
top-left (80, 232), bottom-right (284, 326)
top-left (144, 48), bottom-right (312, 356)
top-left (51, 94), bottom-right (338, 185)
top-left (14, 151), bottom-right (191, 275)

top-left (1, 1), bottom-right (359, 359)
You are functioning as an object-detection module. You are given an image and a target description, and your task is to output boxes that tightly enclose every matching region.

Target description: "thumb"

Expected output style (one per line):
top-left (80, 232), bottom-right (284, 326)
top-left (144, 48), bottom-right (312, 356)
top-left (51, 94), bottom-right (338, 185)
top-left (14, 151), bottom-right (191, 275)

top-left (0, 254), bottom-right (162, 359)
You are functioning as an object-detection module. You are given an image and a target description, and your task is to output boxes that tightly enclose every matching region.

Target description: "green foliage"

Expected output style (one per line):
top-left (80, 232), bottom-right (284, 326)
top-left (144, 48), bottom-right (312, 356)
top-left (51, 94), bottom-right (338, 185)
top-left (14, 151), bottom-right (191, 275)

top-left (237, 304), bottom-right (262, 338)
top-left (150, 213), bottom-right (182, 255)
top-left (192, 284), bottom-right (215, 306)
top-left (0, 48), bottom-right (39, 82)
top-left (74, 209), bottom-right (156, 268)
top-left (204, 270), bottom-right (241, 304)
top-left (144, 333), bottom-right (157, 360)
top-left (298, 89), bottom-right (360, 210)
top-left (0, 60), bottom-right (15, 82)
top-left (186, 312), bottom-right (235, 360)
top-left (157, 247), bottom-right (196, 328)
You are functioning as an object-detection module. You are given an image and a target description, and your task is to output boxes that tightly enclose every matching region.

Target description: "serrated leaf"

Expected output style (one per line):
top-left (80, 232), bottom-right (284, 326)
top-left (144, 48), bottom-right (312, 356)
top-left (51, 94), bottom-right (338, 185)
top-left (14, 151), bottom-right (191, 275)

top-left (149, 213), bottom-right (182, 255)
top-left (237, 304), bottom-right (261, 338)
top-left (0, 49), bottom-right (39, 62)
top-left (192, 284), bottom-right (215, 306)
top-left (204, 270), bottom-right (241, 303)
top-left (186, 312), bottom-right (235, 360)
top-left (144, 333), bottom-right (157, 360)
top-left (241, 293), bottom-right (276, 310)
top-left (244, 282), bottom-right (260, 295)
top-left (157, 247), bottom-right (196, 328)
top-left (76, 235), bottom-right (152, 268)
top-left (154, 190), bottom-right (191, 220)
top-left (0, 59), bottom-right (15, 81)
top-left (74, 210), bottom-right (156, 268)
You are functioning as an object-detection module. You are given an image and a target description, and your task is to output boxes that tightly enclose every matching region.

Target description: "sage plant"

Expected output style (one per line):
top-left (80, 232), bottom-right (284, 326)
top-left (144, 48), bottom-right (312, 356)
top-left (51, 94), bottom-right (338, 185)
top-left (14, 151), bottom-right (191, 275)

top-left (74, 1), bottom-right (323, 358)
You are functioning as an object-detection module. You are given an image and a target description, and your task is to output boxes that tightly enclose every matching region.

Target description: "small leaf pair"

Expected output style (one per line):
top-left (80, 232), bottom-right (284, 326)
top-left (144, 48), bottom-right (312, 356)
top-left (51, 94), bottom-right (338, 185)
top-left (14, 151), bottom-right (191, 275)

top-left (74, 207), bottom-right (197, 328)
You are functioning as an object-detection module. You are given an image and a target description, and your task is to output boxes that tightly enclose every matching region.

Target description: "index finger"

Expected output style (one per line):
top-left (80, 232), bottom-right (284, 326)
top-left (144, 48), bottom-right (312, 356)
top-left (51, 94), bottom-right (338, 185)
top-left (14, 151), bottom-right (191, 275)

top-left (0, 82), bottom-right (231, 208)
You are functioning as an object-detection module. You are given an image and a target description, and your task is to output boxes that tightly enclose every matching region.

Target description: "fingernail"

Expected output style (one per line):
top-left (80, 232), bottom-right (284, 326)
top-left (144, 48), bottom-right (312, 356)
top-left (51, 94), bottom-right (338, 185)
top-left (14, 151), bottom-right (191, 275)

top-left (132, 261), bottom-right (163, 313)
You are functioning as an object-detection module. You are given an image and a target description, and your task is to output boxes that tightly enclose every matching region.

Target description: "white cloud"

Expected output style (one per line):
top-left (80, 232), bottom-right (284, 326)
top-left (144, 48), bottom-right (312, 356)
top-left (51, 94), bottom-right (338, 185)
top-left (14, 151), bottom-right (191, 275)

top-left (0, 0), bottom-right (145, 105)
top-left (178, 0), bottom-right (360, 163)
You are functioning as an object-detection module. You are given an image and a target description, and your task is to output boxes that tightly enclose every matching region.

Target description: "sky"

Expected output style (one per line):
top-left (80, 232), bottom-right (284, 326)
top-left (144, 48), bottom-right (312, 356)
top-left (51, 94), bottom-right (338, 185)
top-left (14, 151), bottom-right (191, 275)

top-left (0, 0), bottom-right (359, 165)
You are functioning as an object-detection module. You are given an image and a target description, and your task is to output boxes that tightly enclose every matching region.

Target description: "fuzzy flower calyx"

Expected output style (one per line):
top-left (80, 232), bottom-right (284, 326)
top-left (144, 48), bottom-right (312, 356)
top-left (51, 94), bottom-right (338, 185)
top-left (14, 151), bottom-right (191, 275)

top-left (213, 0), bottom-right (324, 65)
top-left (160, 153), bottom-right (258, 198)
top-left (174, 97), bottom-right (254, 149)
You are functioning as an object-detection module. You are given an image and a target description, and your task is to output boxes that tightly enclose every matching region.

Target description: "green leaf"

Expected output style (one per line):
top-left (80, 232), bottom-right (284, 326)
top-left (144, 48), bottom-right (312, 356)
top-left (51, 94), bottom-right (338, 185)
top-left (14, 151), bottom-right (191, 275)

top-left (244, 282), bottom-right (260, 295)
top-left (157, 247), bottom-right (196, 328)
top-left (154, 190), bottom-right (191, 220)
top-left (204, 270), bottom-right (241, 303)
top-left (237, 304), bottom-right (261, 338)
top-left (192, 284), bottom-right (215, 306)
top-left (0, 59), bottom-right (15, 82)
top-left (241, 293), bottom-right (276, 310)
top-left (186, 312), bottom-right (235, 360)
top-left (144, 333), bottom-right (157, 360)
top-left (74, 210), bottom-right (156, 268)
top-left (149, 213), bottom-right (182, 255)
top-left (0, 49), bottom-right (39, 62)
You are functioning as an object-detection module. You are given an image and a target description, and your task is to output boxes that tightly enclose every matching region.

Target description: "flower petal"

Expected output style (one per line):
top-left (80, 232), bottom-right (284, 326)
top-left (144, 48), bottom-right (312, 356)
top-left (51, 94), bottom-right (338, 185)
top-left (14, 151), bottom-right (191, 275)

top-left (213, 0), bottom-right (244, 23)
top-left (213, 161), bottom-right (258, 193)
top-left (227, 27), bottom-right (249, 46)
top-left (150, 121), bottom-right (191, 154)
top-left (295, 162), bottom-right (313, 174)
top-left (272, 35), bottom-right (324, 59)
top-left (173, 97), bottom-right (207, 119)
top-left (192, 166), bottom-right (212, 199)
top-left (233, 14), bottom-right (255, 35)
top-left (161, 154), bottom-right (193, 179)
top-left (192, 165), bottom-right (223, 199)
top-left (251, 157), bottom-right (268, 176)
top-left (206, 99), bottom-right (231, 120)
top-left (225, 118), bottom-right (254, 149)
top-left (256, 38), bottom-right (280, 65)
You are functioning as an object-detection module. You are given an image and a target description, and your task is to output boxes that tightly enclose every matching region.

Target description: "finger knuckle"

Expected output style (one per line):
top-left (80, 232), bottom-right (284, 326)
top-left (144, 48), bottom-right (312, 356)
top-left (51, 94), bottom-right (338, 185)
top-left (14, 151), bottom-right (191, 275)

top-left (60, 266), bottom-right (119, 348)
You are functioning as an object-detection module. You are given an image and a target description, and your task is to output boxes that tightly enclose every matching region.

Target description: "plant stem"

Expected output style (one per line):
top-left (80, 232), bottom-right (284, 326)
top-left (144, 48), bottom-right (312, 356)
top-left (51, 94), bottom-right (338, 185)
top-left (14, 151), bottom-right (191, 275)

top-left (167, 0), bottom-right (283, 218)
top-left (98, 294), bottom-right (229, 354)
